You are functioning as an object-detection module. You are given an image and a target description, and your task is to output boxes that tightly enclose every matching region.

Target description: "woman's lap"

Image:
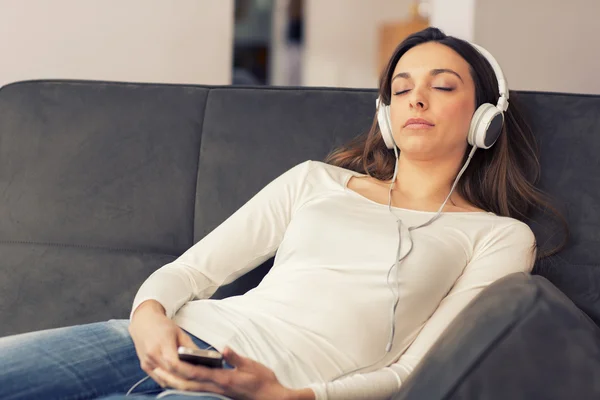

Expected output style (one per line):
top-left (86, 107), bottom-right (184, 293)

top-left (0, 320), bottom-right (232, 400)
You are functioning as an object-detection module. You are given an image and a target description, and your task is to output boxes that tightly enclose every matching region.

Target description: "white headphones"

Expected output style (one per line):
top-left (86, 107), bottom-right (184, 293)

top-left (376, 42), bottom-right (509, 150)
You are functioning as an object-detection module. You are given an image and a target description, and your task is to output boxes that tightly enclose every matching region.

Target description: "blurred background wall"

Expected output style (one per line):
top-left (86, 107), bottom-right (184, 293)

top-left (301, 0), bottom-right (412, 88)
top-left (473, 0), bottom-right (600, 94)
top-left (0, 0), bottom-right (598, 94)
top-left (0, 0), bottom-right (234, 87)
top-left (268, 0), bottom-right (600, 94)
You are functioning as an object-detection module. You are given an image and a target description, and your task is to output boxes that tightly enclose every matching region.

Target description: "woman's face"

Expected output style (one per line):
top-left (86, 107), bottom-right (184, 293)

top-left (389, 42), bottom-right (476, 161)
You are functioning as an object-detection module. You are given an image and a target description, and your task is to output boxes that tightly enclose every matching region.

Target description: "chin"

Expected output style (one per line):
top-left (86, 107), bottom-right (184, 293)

top-left (397, 140), bottom-right (436, 158)
top-left (398, 148), bottom-right (435, 161)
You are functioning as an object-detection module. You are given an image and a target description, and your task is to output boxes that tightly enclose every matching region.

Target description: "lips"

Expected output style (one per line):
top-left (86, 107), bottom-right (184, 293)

top-left (404, 118), bottom-right (435, 128)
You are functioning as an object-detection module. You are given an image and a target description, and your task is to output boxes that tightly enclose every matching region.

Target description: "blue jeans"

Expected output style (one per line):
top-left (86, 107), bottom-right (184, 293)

top-left (0, 319), bottom-right (233, 400)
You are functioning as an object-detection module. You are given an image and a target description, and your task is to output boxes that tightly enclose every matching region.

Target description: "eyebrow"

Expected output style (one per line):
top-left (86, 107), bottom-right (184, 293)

top-left (392, 68), bottom-right (464, 83)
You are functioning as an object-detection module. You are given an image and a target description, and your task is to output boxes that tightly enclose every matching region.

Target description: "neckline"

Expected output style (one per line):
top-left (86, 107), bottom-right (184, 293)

top-left (341, 170), bottom-right (494, 216)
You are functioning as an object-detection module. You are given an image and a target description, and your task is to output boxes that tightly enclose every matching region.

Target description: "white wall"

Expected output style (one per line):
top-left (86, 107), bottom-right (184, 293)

top-left (473, 0), bottom-right (600, 94)
top-left (429, 0), bottom-right (475, 41)
top-left (270, 0), bottom-right (291, 86)
top-left (0, 0), bottom-right (234, 88)
top-left (302, 0), bottom-right (412, 88)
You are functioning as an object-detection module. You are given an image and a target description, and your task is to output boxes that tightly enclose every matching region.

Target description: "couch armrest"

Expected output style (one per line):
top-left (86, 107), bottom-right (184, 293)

top-left (393, 272), bottom-right (600, 400)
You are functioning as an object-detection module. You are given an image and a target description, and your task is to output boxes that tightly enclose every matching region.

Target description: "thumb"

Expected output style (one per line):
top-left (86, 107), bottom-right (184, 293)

top-left (161, 329), bottom-right (196, 368)
top-left (177, 329), bottom-right (200, 350)
top-left (222, 346), bottom-right (248, 369)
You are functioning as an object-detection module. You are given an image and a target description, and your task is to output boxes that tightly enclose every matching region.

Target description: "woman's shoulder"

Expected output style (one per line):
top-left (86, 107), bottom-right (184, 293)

top-left (446, 212), bottom-right (535, 250)
top-left (296, 160), bottom-right (363, 185)
top-left (304, 159), bottom-right (357, 173)
top-left (270, 160), bottom-right (360, 200)
top-left (469, 215), bottom-right (538, 269)
top-left (478, 214), bottom-right (536, 249)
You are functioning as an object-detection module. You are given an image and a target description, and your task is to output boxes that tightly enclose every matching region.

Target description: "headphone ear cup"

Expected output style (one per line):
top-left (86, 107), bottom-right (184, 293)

top-left (468, 104), bottom-right (504, 149)
top-left (377, 103), bottom-right (396, 150)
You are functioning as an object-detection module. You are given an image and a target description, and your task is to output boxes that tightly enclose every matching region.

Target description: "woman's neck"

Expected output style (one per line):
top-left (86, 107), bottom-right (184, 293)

top-left (391, 153), bottom-right (464, 205)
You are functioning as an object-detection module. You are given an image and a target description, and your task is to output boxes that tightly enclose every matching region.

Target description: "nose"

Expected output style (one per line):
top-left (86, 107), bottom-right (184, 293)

top-left (409, 87), bottom-right (428, 111)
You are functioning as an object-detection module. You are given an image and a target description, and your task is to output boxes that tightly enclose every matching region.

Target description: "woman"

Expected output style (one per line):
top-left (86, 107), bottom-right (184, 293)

top-left (0, 27), bottom-right (566, 400)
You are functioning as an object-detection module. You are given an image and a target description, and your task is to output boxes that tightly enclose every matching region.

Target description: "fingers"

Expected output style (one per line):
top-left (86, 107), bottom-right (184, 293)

top-left (222, 347), bottom-right (250, 369)
top-left (169, 328), bottom-right (201, 367)
top-left (139, 345), bottom-right (163, 374)
top-left (139, 338), bottom-right (177, 376)
top-left (159, 342), bottom-right (179, 373)
top-left (162, 329), bottom-right (202, 374)
top-left (148, 369), bottom-right (169, 389)
top-left (153, 367), bottom-right (227, 395)
top-left (160, 344), bottom-right (180, 371)
top-left (169, 359), bottom-right (223, 382)
top-left (142, 329), bottom-right (203, 381)
top-left (169, 361), bottom-right (240, 391)
top-left (177, 329), bottom-right (200, 350)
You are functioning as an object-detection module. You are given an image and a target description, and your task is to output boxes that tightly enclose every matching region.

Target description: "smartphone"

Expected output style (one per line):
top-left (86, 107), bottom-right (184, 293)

top-left (177, 346), bottom-right (224, 368)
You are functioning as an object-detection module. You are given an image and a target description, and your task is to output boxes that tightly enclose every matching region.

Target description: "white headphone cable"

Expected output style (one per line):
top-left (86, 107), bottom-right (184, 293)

top-left (384, 145), bottom-right (478, 352)
top-left (333, 145), bottom-right (478, 381)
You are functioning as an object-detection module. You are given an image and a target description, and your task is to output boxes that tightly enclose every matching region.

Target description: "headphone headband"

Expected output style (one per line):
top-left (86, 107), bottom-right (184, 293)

top-left (469, 43), bottom-right (509, 112)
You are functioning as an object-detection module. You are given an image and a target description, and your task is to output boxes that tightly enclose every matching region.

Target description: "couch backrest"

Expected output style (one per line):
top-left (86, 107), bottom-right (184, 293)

top-left (0, 81), bottom-right (208, 335)
top-left (0, 80), bottom-right (599, 336)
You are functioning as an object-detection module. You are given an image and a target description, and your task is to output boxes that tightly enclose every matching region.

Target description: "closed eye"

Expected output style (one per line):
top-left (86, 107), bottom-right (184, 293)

top-left (393, 87), bottom-right (454, 96)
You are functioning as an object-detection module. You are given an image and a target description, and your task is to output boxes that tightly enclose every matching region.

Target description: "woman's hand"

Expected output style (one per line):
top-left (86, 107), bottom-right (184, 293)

top-left (128, 300), bottom-right (200, 387)
top-left (153, 347), bottom-right (315, 400)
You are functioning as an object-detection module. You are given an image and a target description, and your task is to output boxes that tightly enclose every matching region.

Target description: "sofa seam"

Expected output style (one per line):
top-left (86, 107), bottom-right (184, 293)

top-left (440, 279), bottom-right (542, 400)
top-left (0, 240), bottom-right (180, 257)
top-left (191, 88), bottom-right (211, 243)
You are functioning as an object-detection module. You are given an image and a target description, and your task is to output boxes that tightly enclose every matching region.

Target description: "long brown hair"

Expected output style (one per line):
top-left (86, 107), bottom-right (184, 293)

top-left (324, 27), bottom-right (568, 259)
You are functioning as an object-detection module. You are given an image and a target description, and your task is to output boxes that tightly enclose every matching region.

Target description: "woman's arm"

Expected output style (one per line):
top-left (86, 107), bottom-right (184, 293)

top-left (308, 220), bottom-right (537, 400)
top-left (130, 160), bottom-right (314, 319)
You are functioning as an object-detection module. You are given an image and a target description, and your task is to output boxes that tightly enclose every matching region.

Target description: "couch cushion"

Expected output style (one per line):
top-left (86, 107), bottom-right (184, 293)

top-left (518, 91), bottom-right (600, 325)
top-left (0, 242), bottom-right (175, 336)
top-left (0, 80), bottom-right (208, 255)
top-left (194, 86), bottom-right (377, 240)
top-left (0, 80), bottom-right (210, 335)
top-left (393, 273), bottom-right (600, 400)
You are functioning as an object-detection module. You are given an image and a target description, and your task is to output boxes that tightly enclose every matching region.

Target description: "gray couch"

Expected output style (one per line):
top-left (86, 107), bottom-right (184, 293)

top-left (1, 80), bottom-right (599, 399)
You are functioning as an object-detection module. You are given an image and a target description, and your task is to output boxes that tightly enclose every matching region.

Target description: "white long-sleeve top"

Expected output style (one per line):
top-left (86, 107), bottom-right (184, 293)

top-left (131, 160), bottom-right (537, 400)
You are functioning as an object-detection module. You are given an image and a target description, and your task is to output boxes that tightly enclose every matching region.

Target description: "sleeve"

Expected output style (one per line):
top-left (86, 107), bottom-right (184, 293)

top-left (308, 220), bottom-right (537, 400)
top-left (130, 160), bottom-right (314, 319)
